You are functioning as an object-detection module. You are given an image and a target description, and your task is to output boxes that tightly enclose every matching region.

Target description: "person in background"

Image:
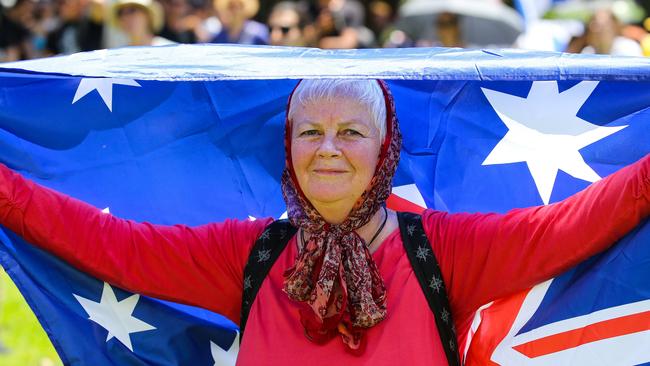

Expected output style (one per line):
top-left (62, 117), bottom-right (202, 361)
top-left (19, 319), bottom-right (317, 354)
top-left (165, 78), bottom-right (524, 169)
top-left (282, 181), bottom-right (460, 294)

top-left (1, 0), bottom-right (36, 60)
top-left (267, 1), bottom-right (309, 46)
top-left (210, 0), bottom-right (267, 45)
top-left (642, 17), bottom-right (650, 56)
top-left (416, 12), bottom-right (464, 48)
top-left (30, 0), bottom-right (59, 57)
top-left (185, 0), bottom-right (222, 43)
top-left (374, 1), bottom-right (413, 50)
top-left (619, 17), bottom-right (650, 57)
top-left (113, 0), bottom-right (173, 46)
top-left (45, 0), bottom-right (103, 55)
top-left (1, 4), bottom-right (24, 61)
top-left (566, 8), bottom-right (642, 56)
top-left (312, 0), bottom-right (372, 49)
top-left (435, 12), bottom-right (463, 48)
top-left (158, 0), bottom-right (196, 43)
top-left (367, 0), bottom-right (394, 47)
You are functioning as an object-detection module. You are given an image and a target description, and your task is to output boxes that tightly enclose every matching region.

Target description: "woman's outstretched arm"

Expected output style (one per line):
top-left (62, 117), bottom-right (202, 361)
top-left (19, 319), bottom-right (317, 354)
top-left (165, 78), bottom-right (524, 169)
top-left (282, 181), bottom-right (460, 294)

top-left (0, 164), bottom-right (270, 324)
top-left (424, 154), bottom-right (650, 320)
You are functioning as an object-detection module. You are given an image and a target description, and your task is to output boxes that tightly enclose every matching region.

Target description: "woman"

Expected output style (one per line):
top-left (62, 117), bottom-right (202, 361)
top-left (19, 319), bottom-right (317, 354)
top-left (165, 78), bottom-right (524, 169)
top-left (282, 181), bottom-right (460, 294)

top-left (0, 80), bottom-right (648, 365)
top-left (210, 0), bottom-right (267, 45)
top-left (267, 2), bottom-right (308, 47)
top-left (114, 0), bottom-right (173, 47)
top-left (566, 8), bottom-right (642, 56)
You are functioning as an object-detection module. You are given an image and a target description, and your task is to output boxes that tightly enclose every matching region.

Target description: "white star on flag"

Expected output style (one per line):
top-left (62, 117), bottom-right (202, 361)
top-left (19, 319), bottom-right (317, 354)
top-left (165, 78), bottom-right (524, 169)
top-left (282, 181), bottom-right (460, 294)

top-left (247, 211), bottom-right (288, 221)
top-left (73, 282), bottom-right (156, 352)
top-left (72, 78), bottom-right (141, 112)
top-left (481, 81), bottom-right (627, 205)
top-left (211, 332), bottom-right (239, 366)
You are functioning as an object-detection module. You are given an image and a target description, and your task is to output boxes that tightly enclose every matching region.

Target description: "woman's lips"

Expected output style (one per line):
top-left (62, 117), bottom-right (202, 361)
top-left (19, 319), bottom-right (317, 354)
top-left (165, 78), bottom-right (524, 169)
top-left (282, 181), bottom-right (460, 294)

top-left (313, 169), bottom-right (348, 175)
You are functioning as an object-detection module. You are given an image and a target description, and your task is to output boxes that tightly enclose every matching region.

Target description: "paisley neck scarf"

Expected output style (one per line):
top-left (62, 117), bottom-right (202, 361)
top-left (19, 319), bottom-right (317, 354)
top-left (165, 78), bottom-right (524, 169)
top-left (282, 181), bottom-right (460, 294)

top-left (281, 80), bottom-right (402, 353)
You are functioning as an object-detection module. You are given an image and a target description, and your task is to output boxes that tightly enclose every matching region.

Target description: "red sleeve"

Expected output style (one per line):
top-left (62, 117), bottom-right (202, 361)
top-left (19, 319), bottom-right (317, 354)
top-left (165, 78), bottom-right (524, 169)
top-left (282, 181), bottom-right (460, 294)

top-left (0, 164), bottom-right (272, 324)
top-left (423, 155), bottom-right (650, 320)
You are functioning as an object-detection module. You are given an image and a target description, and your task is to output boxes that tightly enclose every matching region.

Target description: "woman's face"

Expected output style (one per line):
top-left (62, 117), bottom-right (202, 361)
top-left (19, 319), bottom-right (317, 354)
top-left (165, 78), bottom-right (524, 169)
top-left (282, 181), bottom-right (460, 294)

top-left (225, 0), bottom-right (245, 18)
top-left (290, 95), bottom-right (382, 210)
top-left (118, 5), bottom-right (150, 36)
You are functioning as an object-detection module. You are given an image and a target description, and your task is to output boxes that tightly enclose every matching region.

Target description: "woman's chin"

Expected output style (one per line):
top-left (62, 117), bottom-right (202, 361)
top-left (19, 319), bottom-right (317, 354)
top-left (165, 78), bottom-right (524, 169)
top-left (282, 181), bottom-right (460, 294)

top-left (305, 188), bottom-right (356, 207)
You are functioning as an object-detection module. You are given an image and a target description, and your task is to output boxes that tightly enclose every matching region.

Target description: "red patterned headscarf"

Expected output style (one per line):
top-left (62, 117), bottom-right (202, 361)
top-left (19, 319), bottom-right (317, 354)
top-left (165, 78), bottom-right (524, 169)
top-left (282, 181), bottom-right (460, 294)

top-left (281, 80), bottom-right (402, 353)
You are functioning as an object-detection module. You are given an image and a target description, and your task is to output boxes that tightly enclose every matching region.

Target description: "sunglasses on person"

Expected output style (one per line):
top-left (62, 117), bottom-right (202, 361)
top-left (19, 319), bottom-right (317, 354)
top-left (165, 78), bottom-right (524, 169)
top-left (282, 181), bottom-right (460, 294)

top-left (270, 25), bottom-right (297, 35)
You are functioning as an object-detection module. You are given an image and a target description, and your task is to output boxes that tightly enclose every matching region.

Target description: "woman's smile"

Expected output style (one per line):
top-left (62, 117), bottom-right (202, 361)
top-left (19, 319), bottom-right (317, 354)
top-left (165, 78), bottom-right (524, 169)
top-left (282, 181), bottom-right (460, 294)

top-left (312, 167), bottom-right (349, 175)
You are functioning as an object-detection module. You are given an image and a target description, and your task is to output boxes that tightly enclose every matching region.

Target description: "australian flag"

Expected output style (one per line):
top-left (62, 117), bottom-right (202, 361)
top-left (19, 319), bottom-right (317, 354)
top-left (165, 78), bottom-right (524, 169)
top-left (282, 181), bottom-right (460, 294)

top-left (0, 45), bottom-right (649, 365)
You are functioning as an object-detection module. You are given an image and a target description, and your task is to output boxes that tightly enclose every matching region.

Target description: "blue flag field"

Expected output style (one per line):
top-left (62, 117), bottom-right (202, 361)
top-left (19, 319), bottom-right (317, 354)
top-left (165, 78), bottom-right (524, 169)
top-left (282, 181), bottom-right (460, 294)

top-left (0, 45), bottom-right (649, 365)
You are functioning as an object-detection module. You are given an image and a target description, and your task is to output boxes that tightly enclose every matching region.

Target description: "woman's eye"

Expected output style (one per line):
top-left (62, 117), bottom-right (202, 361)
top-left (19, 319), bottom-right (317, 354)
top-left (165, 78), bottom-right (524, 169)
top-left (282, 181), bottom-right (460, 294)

top-left (341, 129), bottom-right (362, 137)
top-left (299, 129), bottom-right (320, 137)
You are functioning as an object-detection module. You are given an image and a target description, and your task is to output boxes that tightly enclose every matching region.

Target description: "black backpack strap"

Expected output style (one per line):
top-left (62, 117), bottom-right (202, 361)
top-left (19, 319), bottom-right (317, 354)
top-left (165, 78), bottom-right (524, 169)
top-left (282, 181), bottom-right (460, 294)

top-left (397, 211), bottom-right (461, 366)
top-left (240, 219), bottom-right (297, 342)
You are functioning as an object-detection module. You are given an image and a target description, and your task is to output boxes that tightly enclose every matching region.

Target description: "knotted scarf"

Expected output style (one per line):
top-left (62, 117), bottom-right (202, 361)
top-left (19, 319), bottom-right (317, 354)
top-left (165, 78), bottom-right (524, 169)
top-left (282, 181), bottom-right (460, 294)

top-left (281, 80), bottom-right (402, 352)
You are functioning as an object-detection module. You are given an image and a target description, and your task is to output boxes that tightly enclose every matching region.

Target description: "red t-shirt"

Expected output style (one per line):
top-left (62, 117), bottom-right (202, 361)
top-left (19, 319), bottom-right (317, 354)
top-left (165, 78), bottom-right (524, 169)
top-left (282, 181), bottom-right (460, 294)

top-left (0, 156), bottom-right (649, 365)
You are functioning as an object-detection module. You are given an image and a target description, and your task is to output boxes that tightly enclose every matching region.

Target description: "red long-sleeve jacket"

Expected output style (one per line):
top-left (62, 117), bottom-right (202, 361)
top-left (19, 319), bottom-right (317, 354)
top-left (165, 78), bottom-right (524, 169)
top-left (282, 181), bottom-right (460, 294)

top-left (0, 156), bottom-right (649, 365)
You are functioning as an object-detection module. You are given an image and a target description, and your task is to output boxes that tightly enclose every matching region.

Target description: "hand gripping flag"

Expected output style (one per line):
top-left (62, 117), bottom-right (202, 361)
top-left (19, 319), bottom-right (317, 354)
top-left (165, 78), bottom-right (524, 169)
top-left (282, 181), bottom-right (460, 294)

top-left (0, 45), bottom-right (649, 365)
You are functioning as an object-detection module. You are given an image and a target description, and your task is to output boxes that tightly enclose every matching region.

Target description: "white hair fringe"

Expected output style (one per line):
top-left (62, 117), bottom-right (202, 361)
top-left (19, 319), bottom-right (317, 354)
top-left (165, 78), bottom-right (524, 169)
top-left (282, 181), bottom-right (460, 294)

top-left (287, 79), bottom-right (387, 141)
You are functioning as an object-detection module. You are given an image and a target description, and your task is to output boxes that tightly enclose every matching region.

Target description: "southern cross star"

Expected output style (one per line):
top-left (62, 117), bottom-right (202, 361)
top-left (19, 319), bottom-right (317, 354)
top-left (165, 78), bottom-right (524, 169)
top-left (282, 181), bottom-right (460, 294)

top-left (72, 78), bottom-right (141, 112)
top-left (73, 282), bottom-right (156, 352)
top-left (481, 81), bottom-right (627, 205)
top-left (211, 332), bottom-right (239, 366)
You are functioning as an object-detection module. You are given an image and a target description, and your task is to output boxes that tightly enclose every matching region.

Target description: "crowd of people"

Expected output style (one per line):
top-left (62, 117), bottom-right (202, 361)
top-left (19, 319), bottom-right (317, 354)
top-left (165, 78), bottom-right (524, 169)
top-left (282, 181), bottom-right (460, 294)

top-left (2, 0), bottom-right (650, 62)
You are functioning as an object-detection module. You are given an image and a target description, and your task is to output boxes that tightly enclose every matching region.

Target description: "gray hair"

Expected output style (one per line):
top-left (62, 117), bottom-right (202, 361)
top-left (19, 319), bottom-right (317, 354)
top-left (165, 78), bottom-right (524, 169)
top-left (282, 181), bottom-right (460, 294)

top-left (287, 79), bottom-right (387, 141)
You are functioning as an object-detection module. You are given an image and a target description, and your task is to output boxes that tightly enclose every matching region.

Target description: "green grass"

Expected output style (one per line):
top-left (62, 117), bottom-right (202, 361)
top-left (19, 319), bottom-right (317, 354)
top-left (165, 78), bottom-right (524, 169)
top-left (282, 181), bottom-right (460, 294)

top-left (0, 268), bottom-right (63, 366)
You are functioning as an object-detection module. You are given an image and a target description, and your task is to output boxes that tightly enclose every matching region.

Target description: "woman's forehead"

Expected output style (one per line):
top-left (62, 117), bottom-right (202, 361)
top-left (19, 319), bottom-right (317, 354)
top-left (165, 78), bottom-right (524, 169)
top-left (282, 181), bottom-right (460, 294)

top-left (292, 97), bottom-right (373, 120)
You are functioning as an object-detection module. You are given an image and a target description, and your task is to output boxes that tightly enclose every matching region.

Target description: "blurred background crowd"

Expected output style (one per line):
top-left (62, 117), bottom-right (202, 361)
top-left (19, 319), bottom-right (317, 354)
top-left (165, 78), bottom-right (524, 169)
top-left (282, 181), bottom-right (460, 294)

top-left (3, 0), bottom-right (650, 61)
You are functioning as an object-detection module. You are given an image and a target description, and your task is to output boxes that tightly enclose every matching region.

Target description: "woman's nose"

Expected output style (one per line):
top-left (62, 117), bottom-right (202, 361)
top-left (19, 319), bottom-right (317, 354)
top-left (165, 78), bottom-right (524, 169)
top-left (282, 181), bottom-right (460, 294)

top-left (317, 133), bottom-right (341, 158)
